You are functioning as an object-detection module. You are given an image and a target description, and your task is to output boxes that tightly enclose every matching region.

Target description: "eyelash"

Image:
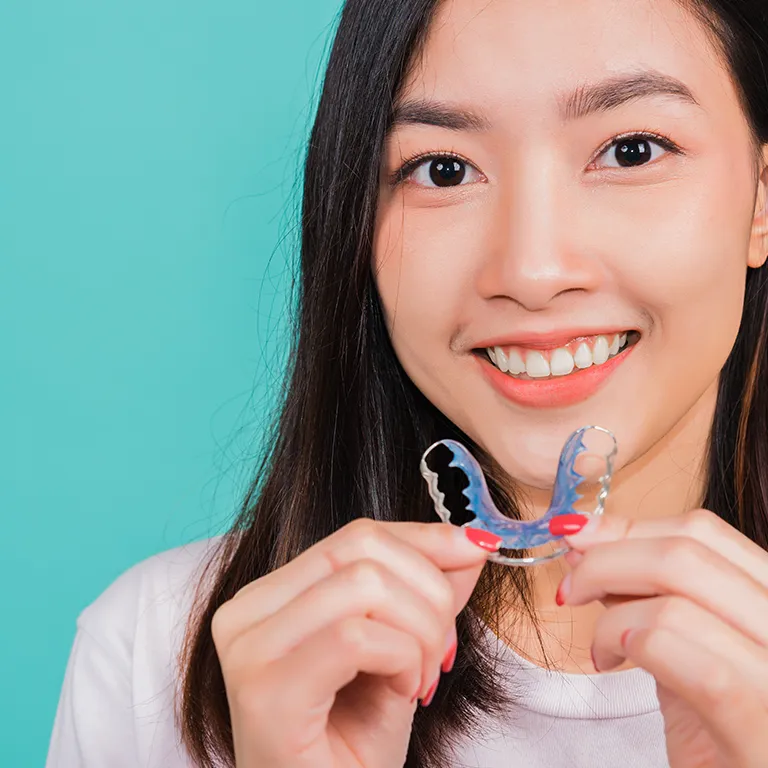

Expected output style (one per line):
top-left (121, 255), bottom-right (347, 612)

top-left (389, 130), bottom-right (684, 187)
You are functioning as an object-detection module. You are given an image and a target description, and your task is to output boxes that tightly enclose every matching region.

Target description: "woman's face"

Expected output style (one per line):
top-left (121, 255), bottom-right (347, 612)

top-left (374, 0), bottom-right (768, 489)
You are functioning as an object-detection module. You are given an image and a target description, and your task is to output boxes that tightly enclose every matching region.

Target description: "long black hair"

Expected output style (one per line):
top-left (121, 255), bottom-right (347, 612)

top-left (179, 1), bottom-right (768, 765)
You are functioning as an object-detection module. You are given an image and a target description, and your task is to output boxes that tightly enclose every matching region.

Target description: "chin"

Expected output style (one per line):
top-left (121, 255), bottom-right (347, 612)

top-left (476, 414), bottom-right (639, 493)
top-left (482, 431), bottom-right (570, 490)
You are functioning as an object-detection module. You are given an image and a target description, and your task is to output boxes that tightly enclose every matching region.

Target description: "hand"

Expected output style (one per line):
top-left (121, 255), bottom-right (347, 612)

top-left (559, 509), bottom-right (768, 768)
top-left (210, 518), bottom-right (500, 768)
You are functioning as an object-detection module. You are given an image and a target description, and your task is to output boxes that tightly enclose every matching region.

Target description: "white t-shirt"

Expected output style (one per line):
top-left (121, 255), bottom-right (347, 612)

top-left (46, 538), bottom-right (670, 768)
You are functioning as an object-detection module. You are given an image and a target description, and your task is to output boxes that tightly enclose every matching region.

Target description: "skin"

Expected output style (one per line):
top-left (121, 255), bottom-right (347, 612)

top-left (211, 0), bottom-right (768, 766)
top-left (212, 519), bottom-right (498, 768)
top-left (372, 0), bottom-right (768, 763)
top-left (561, 512), bottom-right (768, 767)
top-left (376, 0), bottom-right (766, 494)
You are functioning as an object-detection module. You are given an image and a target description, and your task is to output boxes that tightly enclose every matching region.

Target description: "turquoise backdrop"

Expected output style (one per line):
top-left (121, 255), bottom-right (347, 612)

top-left (2, 1), bottom-right (341, 763)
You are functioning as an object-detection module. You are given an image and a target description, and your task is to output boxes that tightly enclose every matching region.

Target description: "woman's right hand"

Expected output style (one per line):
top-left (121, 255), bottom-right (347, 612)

top-left (210, 518), bottom-right (501, 768)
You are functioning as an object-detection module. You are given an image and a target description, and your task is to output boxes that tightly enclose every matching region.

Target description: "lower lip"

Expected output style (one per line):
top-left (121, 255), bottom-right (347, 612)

top-left (478, 343), bottom-right (636, 409)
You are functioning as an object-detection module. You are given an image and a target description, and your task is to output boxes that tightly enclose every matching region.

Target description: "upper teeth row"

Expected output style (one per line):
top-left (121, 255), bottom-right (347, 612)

top-left (487, 333), bottom-right (628, 378)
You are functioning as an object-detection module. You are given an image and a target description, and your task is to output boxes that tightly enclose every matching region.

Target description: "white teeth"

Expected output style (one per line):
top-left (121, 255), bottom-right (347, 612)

top-left (486, 331), bottom-right (633, 379)
top-left (574, 342), bottom-right (593, 369)
top-left (493, 346), bottom-right (509, 372)
top-left (525, 351), bottom-right (550, 378)
top-left (550, 348), bottom-right (575, 376)
top-left (506, 349), bottom-right (526, 374)
top-left (592, 335), bottom-right (610, 365)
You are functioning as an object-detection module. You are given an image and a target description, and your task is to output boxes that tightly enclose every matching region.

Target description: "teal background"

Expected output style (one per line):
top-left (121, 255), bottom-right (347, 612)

top-left (2, 1), bottom-right (341, 763)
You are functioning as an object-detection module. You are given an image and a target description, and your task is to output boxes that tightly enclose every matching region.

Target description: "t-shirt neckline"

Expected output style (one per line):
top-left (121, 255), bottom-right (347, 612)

top-left (481, 623), bottom-right (661, 719)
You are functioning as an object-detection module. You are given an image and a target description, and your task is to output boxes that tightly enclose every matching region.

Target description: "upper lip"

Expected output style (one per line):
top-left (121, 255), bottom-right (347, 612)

top-left (473, 327), bottom-right (635, 351)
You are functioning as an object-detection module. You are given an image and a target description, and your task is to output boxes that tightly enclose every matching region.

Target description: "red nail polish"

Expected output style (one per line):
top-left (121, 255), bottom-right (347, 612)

top-left (441, 641), bottom-right (457, 673)
top-left (549, 514), bottom-right (590, 537)
top-left (421, 677), bottom-right (440, 707)
top-left (620, 629), bottom-right (634, 649)
top-left (465, 528), bottom-right (503, 551)
top-left (555, 573), bottom-right (571, 606)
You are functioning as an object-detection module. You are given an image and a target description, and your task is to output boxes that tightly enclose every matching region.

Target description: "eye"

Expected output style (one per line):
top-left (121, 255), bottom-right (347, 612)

top-left (594, 132), bottom-right (681, 169)
top-left (399, 154), bottom-right (483, 188)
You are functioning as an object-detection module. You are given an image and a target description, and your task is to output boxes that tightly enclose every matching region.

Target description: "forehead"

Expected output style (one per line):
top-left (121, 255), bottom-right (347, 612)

top-left (400, 0), bottom-right (733, 116)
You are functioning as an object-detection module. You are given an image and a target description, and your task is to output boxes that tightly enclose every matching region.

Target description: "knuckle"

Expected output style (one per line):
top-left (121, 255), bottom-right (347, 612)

top-left (344, 517), bottom-right (380, 544)
top-left (658, 537), bottom-right (702, 581)
top-left (680, 508), bottom-right (722, 542)
top-left (325, 518), bottom-right (387, 570)
top-left (699, 662), bottom-right (739, 704)
top-left (340, 518), bottom-right (386, 559)
top-left (347, 558), bottom-right (388, 598)
top-left (334, 618), bottom-right (370, 656)
top-left (652, 596), bottom-right (690, 633)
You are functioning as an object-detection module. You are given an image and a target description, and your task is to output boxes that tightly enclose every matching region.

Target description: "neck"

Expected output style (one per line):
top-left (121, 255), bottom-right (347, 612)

top-left (493, 380), bottom-right (717, 673)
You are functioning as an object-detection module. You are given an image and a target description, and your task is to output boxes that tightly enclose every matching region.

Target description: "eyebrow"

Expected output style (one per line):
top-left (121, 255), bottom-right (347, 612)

top-left (391, 70), bottom-right (702, 130)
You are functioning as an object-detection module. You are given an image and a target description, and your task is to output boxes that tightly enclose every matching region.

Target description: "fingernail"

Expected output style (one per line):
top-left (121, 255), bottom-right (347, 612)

top-left (555, 573), bottom-right (572, 606)
top-left (441, 641), bottom-right (457, 673)
top-left (620, 629), bottom-right (636, 649)
top-left (464, 528), bottom-right (503, 552)
top-left (590, 645), bottom-right (601, 673)
top-left (421, 676), bottom-right (440, 707)
top-left (549, 514), bottom-right (591, 536)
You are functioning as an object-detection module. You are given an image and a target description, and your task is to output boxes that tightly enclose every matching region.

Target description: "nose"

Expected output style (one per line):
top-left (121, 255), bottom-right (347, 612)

top-left (475, 164), bottom-right (602, 311)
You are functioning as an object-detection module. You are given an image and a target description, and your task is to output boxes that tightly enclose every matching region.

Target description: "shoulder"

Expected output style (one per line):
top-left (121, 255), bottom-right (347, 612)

top-left (47, 536), bottom-right (228, 767)
top-left (79, 536), bottom-right (223, 633)
top-left (76, 535), bottom-right (225, 672)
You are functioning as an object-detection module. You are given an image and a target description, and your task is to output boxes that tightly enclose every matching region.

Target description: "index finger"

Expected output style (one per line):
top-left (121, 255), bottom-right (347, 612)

top-left (232, 519), bottom-right (499, 623)
top-left (564, 509), bottom-right (768, 588)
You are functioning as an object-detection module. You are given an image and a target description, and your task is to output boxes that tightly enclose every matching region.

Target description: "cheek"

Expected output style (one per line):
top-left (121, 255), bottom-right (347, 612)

top-left (373, 199), bottom-right (488, 346)
top-left (593, 170), bottom-right (754, 466)
top-left (605, 173), bottom-right (752, 355)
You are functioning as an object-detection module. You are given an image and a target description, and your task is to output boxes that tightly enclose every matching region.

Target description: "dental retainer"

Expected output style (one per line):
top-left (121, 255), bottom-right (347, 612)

top-left (420, 425), bottom-right (617, 566)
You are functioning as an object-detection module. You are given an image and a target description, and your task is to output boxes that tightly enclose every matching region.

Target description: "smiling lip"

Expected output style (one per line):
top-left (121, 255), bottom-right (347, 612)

top-left (478, 341), bottom-right (636, 409)
top-left (474, 327), bottom-right (632, 351)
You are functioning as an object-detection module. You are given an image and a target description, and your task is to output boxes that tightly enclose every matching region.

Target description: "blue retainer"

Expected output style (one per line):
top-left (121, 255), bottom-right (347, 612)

top-left (419, 426), bottom-right (618, 566)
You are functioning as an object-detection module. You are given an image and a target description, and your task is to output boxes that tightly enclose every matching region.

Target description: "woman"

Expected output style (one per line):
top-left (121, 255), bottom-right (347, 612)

top-left (46, 0), bottom-right (768, 766)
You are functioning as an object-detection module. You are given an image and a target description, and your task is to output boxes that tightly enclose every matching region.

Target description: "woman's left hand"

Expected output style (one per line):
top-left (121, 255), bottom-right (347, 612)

top-left (557, 509), bottom-right (768, 768)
